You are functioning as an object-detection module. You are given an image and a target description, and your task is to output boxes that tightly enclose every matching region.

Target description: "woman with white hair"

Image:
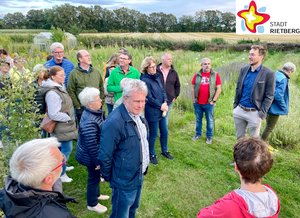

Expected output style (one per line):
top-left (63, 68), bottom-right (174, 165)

top-left (75, 87), bottom-right (109, 214)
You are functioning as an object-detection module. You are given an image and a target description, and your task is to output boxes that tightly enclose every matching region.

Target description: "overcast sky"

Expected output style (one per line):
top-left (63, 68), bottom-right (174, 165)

top-left (0, 0), bottom-right (235, 18)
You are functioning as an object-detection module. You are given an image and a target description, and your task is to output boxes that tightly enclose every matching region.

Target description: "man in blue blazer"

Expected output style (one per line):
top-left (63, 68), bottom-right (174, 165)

top-left (233, 45), bottom-right (275, 139)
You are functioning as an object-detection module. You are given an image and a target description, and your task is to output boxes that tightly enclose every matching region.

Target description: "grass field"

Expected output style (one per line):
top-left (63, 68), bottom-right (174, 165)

top-left (0, 42), bottom-right (300, 217)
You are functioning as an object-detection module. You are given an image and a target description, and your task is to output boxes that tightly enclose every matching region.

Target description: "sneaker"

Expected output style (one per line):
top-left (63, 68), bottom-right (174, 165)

top-left (60, 174), bottom-right (73, 183)
top-left (161, 151), bottom-right (174, 160)
top-left (268, 145), bottom-right (278, 153)
top-left (206, 138), bottom-right (212, 144)
top-left (87, 203), bottom-right (107, 214)
top-left (150, 155), bottom-right (158, 165)
top-left (66, 166), bottom-right (74, 171)
top-left (98, 194), bottom-right (110, 200)
top-left (192, 135), bottom-right (201, 141)
top-left (100, 177), bottom-right (105, 182)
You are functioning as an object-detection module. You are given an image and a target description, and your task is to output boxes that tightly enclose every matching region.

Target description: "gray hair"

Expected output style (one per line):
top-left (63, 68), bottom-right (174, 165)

top-left (200, 57), bottom-right (211, 64)
top-left (50, 42), bottom-right (64, 52)
top-left (122, 79), bottom-right (148, 97)
top-left (9, 137), bottom-right (60, 189)
top-left (282, 62), bottom-right (296, 73)
top-left (32, 64), bottom-right (47, 75)
top-left (78, 87), bottom-right (100, 107)
top-left (161, 53), bottom-right (172, 60)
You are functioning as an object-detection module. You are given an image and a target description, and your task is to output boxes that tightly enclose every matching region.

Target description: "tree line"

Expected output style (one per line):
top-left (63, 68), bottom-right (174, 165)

top-left (0, 4), bottom-right (236, 33)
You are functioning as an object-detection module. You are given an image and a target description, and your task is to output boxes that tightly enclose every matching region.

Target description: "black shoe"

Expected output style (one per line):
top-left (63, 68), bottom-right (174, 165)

top-left (150, 155), bottom-right (158, 165)
top-left (161, 151), bottom-right (174, 160)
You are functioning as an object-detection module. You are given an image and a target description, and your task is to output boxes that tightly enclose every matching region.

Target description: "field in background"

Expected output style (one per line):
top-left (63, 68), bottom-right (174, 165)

top-left (0, 32), bottom-right (300, 217)
top-left (80, 32), bottom-right (300, 43)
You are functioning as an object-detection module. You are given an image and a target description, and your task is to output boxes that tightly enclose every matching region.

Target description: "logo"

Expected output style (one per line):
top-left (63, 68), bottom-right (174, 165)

top-left (237, 0), bottom-right (270, 34)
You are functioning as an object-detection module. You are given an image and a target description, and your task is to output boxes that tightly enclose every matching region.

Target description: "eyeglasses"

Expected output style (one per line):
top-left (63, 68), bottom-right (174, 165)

top-left (53, 51), bottom-right (64, 55)
top-left (119, 57), bottom-right (129, 60)
top-left (148, 65), bottom-right (156, 69)
top-left (51, 156), bottom-right (66, 172)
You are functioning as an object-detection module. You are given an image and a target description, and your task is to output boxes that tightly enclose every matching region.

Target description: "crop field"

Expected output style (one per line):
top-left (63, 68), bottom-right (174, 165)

top-left (80, 32), bottom-right (300, 43)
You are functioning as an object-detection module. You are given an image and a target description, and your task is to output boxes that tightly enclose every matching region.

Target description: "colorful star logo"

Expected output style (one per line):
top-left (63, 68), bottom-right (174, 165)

top-left (237, 1), bottom-right (270, 33)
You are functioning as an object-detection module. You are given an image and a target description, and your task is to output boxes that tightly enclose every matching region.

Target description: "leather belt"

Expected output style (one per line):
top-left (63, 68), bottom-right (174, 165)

top-left (239, 104), bottom-right (256, 112)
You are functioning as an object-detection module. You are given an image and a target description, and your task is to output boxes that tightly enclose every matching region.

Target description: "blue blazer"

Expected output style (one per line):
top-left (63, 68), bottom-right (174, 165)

top-left (233, 64), bottom-right (275, 119)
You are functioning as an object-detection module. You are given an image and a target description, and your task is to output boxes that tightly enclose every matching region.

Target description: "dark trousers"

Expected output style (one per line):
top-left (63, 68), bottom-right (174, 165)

top-left (87, 166), bottom-right (101, 207)
top-left (261, 114), bottom-right (280, 141)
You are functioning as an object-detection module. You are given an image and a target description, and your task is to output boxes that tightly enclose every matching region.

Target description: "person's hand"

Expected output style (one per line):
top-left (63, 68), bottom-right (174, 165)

top-left (160, 102), bottom-right (168, 112)
top-left (95, 165), bottom-right (100, 170)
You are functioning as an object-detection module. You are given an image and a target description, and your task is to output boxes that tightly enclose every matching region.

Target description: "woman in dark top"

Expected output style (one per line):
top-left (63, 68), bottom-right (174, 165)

top-left (140, 56), bottom-right (174, 165)
top-left (76, 87), bottom-right (109, 214)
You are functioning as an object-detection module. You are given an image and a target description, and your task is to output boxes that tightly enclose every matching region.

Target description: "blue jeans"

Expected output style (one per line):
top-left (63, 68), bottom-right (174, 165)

top-left (59, 140), bottom-right (73, 175)
top-left (87, 166), bottom-right (101, 207)
top-left (111, 184), bottom-right (143, 218)
top-left (148, 117), bottom-right (168, 156)
top-left (193, 103), bottom-right (214, 139)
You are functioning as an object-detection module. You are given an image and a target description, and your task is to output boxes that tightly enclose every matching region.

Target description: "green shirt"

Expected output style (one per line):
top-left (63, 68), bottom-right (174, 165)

top-left (107, 66), bottom-right (140, 101)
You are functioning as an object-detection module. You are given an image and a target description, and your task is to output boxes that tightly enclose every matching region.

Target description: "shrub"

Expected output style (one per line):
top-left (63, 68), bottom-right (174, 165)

top-left (0, 70), bottom-right (41, 183)
top-left (187, 40), bottom-right (207, 52)
top-left (211, 37), bottom-right (226, 45)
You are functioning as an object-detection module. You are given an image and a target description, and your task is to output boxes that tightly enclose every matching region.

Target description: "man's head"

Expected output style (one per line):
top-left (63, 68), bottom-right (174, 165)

top-left (200, 58), bottom-right (211, 73)
top-left (0, 59), bottom-right (10, 74)
top-left (9, 137), bottom-right (64, 191)
top-left (161, 53), bottom-right (172, 68)
top-left (119, 52), bottom-right (132, 69)
top-left (0, 49), bottom-right (8, 59)
top-left (282, 62), bottom-right (296, 77)
top-left (248, 45), bottom-right (267, 67)
top-left (234, 137), bottom-right (273, 184)
top-left (123, 79), bottom-right (148, 116)
top-left (76, 49), bottom-right (92, 66)
top-left (50, 42), bottom-right (64, 64)
top-left (13, 57), bottom-right (26, 70)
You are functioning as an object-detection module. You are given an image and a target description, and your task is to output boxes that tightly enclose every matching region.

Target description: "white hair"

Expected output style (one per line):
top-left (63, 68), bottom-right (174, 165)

top-left (50, 42), bottom-right (64, 52)
top-left (122, 79), bottom-right (148, 97)
top-left (9, 137), bottom-right (60, 189)
top-left (282, 62), bottom-right (296, 73)
top-left (78, 87), bottom-right (100, 107)
top-left (32, 64), bottom-right (47, 75)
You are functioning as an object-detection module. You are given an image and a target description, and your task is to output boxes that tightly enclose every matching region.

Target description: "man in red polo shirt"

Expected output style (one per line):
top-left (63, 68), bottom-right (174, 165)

top-left (191, 58), bottom-right (222, 144)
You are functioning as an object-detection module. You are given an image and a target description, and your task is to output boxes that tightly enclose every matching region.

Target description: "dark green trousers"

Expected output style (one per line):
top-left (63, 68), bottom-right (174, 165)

top-left (261, 114), bottom-right (280, 141)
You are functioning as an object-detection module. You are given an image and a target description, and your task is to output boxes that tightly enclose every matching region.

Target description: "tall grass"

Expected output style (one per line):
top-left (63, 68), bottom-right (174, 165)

top-left (0, 45), bottom-right (300, 217)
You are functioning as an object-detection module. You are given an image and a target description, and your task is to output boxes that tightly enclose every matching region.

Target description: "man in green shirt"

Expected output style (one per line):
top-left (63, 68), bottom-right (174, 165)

top-left (107, 52), bottom-right (140, 101)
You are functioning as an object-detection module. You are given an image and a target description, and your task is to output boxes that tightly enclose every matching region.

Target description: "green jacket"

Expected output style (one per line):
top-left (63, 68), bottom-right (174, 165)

top-left (107, 66), bottom-right (140, 101)
top-left (67, 65), bottom-right (104, 109)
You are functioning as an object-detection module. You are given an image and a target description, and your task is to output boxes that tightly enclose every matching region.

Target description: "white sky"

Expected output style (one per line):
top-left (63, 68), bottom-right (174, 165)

top-left (0, 0), bottom-right (235, 18)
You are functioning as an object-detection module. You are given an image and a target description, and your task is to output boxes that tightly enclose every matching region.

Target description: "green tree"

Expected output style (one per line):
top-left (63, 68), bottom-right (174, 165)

top-left (178, 15), bottom-right (195, 32)
top-left (26, 9), bottom-right (48, 29)
top-left (3, 12), bottom-right (26, 29)
top-left (148, 12), bottom-right (177, 32)
top-left (220, 12), bottom-right (236, 32)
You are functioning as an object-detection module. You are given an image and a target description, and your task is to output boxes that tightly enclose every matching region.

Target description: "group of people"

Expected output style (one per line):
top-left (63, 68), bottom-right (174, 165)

top-left (0, 43), bottom-right (295, 217)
